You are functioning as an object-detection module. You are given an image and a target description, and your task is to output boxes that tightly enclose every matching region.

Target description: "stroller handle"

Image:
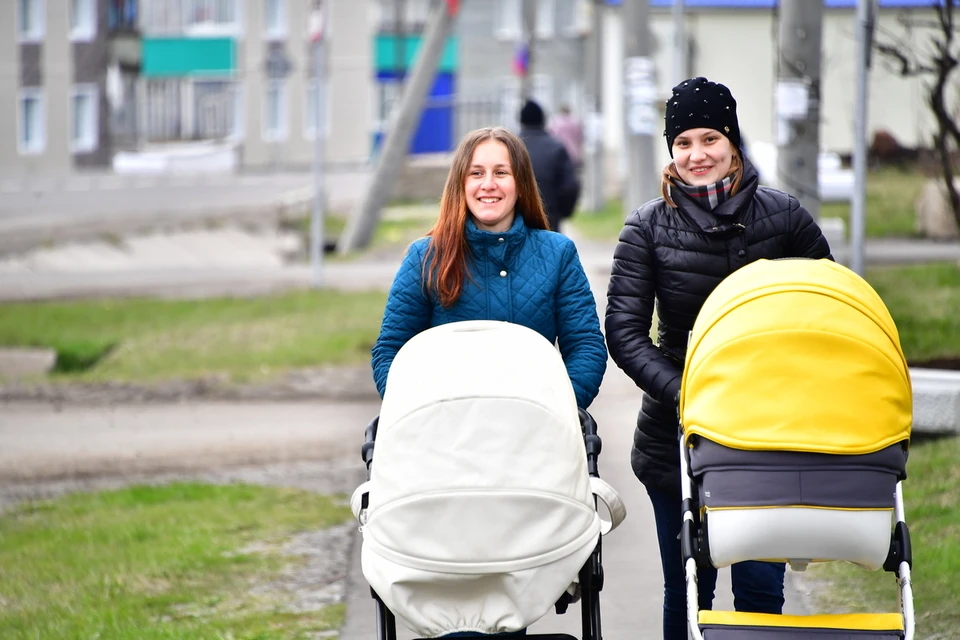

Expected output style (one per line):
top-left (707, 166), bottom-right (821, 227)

top-left (579, 408), bottom-right (602, 479)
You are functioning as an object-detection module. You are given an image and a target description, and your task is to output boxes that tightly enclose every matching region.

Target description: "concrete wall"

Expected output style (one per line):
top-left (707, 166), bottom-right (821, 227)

top-left (242, 0), bottom-right (375, 170)
top-left (457, 1), bottom-right (588, 138)
top-left (0, 3), bottom-right (19, 176)
top-left (595, 5), bottom-right (939, 196)
top-left (601, 5), bottom-right (936, 163)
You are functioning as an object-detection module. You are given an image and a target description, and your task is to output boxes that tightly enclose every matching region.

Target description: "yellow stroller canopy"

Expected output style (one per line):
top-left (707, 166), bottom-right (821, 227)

top-left (680, 258), bottom-right (912, 455)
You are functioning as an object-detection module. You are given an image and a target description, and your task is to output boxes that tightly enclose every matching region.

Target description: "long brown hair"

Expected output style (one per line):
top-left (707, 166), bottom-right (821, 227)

top-left (660, 141), bottom-right (744, 208)
top-left (422, 127), bottom-right (549, 307)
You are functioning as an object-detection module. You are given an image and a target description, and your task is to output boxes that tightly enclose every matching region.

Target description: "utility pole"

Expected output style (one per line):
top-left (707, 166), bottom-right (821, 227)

top-left (309, 1), bottom-right (328, 288)
top-left (519, 0), bottom-right (537, 100)
top-left (339, 1), bottom-right (460, 253)
top-left (622, 0), bottom-right (658, 218)
top-left (851, 0), bottom-right (878, 276)
top-left (584, 0), bottom-right (605, 211)
top-left (671, 0), bottom-right (686, 83)
top-left (776, 0), bottom-right (823, 221)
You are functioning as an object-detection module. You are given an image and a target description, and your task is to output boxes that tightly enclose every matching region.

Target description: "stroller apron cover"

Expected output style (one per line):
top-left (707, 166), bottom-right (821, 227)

top-left (678, 258), bottom-right (915, 639)
top-left (352, 321), bottom-right (625, 638)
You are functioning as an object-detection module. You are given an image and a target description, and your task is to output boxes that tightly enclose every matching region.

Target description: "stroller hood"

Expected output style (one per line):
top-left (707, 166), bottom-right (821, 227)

top-left (680, 258), bottom-right (912, 454)
top-left (357, 321), bottom-right (623, 637)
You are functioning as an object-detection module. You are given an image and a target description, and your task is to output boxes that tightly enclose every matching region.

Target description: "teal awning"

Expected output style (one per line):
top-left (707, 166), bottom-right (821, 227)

top-left (143, 37), bottom-right (235, 77)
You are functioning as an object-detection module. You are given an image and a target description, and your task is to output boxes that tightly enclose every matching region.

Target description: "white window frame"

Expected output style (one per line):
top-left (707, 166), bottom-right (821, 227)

top-left (264, 0), bottom-right (286, 40)
top-left (70, 0), bottom-right (96, 41)
top-left (18, 88), bottom-right (46, 155)
top-left (535, 0), bottom-right (554, 39)
top-left (262, 79), bottom-right (288, 142)
top-left (183, 0), bottom-right (242, 36)
top-left (17, 0), bottom-right (45, 42)
top-left (70, 84), bottom-right (100, 153)
top-left (557, 0), bottom-right (588, 37)
top-left (304, 79), bottom-right (330, 141)
top-left (494, 0), bottom-right (521, 41)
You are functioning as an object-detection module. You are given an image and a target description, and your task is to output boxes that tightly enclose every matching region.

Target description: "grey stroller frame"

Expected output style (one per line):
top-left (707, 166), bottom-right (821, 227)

top-left (679, 431), bottom-right (916, 640)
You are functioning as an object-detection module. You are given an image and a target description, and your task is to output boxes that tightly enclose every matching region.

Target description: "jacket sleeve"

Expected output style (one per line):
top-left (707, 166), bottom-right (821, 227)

top-left (605, 210), bottom-right (683, 405)
top-left (554, 240), bottom-right (607, 409)
top-left (371, 242), bottom-right (433, 398)
top-left (788, 196), bottom-right (834, 260)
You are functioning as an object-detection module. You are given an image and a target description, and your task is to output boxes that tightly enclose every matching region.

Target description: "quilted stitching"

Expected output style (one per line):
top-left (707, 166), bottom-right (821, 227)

top-left (373, 215), bottom-right (607, 408)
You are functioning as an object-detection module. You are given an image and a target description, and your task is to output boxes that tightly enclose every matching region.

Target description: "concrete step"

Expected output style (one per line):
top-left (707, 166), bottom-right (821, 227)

top-left (910, 368), bottom-right (960, 435)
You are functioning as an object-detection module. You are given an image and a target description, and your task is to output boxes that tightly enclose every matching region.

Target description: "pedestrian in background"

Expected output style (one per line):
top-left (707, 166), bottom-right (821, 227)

top-left (518, 100), bottom-right (580, 233)
top-left (372, 126), bottom-right (606, 410)
top-left (604, 77), bottom-right (833, 640)
top-left (548, 104), bottom-right (584, 170)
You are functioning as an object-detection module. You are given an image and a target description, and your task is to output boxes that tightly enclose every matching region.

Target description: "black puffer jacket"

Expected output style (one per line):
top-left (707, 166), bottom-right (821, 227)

top-left (520, 127), bottom-right (580, 231)
top-left (605, 158), bottom-right (832, 497)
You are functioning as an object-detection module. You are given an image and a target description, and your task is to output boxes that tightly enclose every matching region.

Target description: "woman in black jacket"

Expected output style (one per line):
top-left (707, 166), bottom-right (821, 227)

top-left (605, 77), bottom-right (832, 640)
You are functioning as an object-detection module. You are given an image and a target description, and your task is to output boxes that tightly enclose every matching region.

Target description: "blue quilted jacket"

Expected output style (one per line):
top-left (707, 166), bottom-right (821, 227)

top-left (372, 215), bottom-right (607, 408)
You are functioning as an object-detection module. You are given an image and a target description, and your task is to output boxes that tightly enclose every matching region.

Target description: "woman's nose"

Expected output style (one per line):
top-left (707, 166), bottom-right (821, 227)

top-left (690, 145), bottom-right (706, 160)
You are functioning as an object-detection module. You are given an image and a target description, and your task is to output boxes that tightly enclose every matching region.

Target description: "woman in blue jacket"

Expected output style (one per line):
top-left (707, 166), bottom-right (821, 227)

top-left (372, 126), bottom-right (606, 409)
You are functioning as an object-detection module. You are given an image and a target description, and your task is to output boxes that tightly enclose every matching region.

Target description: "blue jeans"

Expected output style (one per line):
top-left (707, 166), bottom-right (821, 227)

top-left (646, 486), bottom-right (786, 640)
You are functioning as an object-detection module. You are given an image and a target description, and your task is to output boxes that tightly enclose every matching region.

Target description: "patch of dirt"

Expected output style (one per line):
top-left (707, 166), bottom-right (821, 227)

top-left (0, 364), bottom-right (378, 405)
top-left (909, 357), bottom-right (960, 370)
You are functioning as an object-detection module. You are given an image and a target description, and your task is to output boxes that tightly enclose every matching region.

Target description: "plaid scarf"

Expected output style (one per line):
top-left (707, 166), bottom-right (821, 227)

top-left (672, 173), bottom-right (736, 212)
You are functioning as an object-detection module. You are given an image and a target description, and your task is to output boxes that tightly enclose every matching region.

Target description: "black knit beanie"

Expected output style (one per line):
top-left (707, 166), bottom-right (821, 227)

top-left (663, 77), bottom-right (740, 157)
top-left (519, 100), bottom-right (545, 128)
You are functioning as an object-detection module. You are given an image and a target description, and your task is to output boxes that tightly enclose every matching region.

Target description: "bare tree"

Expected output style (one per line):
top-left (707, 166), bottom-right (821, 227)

top-left (875, 0), bottom-right (960, 230)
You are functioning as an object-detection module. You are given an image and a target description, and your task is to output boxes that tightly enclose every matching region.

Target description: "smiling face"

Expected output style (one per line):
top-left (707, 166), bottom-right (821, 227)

top-left (672, 127), bottom-right (736, 186)
top-left (464, 140), bottom-right (518, 233)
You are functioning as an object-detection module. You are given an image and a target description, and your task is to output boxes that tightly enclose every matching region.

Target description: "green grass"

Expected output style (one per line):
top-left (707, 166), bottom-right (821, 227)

top-left (569, 168), bottom-right (928, 241)
top-left (568, 199), bottom-right (630, 241)
top-left (866, 262), bottom-right (960, 363)
top-left (0, 483), bottom-right (351, 639)
top-left (803, 435), bottom-right (960, 639)
top-left (0, 289), bottom-right (388, 383)
top-left (822, 167), bottom-right (926, 238)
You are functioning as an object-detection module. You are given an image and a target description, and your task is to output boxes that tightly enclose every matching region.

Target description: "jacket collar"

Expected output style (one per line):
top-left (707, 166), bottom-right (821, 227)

top-left (465, 213), bottom-right (528, 263)
top-left (671, 155), bottom-right (760, 234)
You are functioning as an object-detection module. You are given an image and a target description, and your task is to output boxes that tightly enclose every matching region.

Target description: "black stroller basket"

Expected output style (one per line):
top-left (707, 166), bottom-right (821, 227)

top-left (360, 408), bottom-right (606, 640)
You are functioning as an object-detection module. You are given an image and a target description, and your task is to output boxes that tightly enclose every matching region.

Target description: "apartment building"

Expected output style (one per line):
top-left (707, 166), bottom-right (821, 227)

top-left (1, 0), bottom-right (140, 178)
top-left (1, 0), bottom-right (375, 177)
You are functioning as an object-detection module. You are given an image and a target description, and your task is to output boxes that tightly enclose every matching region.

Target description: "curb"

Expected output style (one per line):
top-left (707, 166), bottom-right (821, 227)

top-left (0, 365), bottom-right (380, 406)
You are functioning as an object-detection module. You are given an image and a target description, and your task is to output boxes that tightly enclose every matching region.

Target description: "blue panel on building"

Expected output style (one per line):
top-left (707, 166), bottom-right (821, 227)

top-left (375, 72), bottom-right (455, 155)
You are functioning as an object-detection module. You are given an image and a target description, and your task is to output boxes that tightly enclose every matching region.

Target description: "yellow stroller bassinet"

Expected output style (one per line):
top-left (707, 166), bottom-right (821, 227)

top-left (678, 258), bottom-right (915, 639)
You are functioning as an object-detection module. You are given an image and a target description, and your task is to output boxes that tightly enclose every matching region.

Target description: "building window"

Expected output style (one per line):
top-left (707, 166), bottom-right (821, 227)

top-left (18, 0), bottom-right (45, 42)
top-left (535, 0), bottom-right (554, 39)
top-left (18, 89), bottom-right (45, 155)
top-left (263, 80), bottom-right (288, 141)
top-left (264, 0), bottom-right (286, 39)
top-left (494, 0), bottom-right (521, 40)
top-left (495, 0), bottom-right (554, 40)
top-left (70, 0), bottom-right (97, 40)
top-left (71, 85), bottom-right (99, 153)
top-left (557, 0), bottom-right (587, 36)
top-left (108, 0), bottom-right (138, 31)
top-left (184, 0), bottom-right (240, 34)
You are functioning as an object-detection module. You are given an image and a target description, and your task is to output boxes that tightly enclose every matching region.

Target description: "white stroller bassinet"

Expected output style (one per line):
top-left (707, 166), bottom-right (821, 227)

top-left (351, 321), bottom-right (625, 640)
